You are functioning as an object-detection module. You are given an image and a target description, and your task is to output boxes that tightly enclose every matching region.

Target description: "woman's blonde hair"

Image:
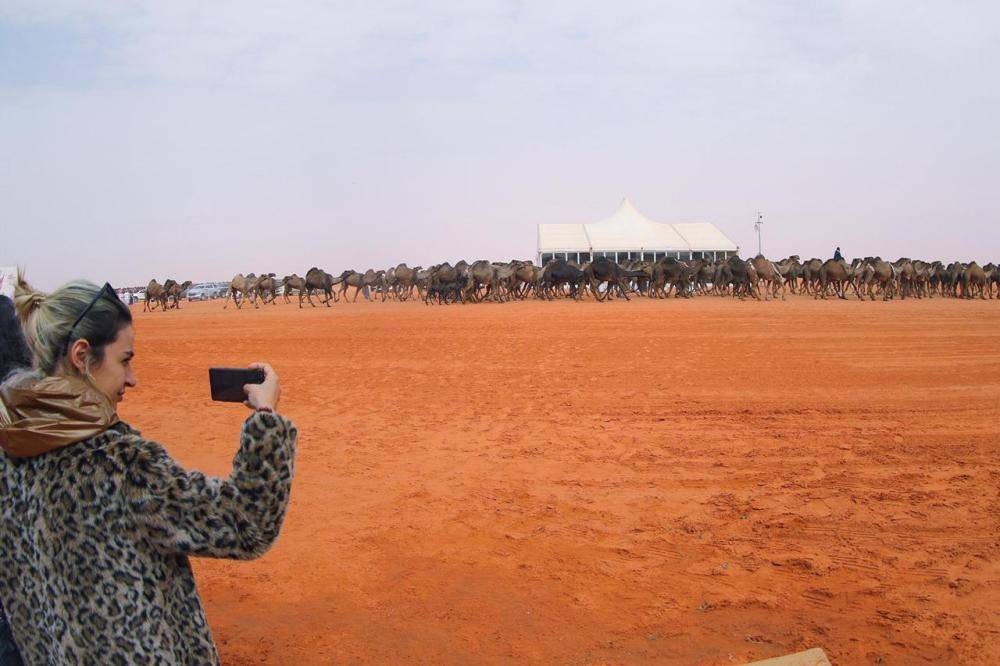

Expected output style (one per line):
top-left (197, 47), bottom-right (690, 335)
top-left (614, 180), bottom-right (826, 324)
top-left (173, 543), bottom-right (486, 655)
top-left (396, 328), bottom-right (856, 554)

top-left (12, 271), bottom-right (133, 376)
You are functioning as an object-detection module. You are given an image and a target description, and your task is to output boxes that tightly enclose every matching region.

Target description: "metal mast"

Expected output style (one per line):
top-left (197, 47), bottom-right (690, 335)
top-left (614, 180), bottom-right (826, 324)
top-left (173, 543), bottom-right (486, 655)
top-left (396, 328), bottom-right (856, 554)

top-left (754, 211), bottom-right (763, 256)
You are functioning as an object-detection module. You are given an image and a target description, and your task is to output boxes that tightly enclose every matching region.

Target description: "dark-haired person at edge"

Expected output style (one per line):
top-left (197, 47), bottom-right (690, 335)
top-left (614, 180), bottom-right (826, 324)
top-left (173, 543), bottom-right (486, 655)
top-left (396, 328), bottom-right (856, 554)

top-left (0, 274), bottom-right (298, 664)
top-left (834, 246), bottom-right (844, 262)
top-left (0, 294), bottom-right (29, 666)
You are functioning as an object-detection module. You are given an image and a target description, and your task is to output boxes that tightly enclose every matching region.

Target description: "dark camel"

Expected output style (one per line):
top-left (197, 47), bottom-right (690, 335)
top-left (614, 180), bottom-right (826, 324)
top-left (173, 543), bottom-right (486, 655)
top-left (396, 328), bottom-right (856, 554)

top-left (164, 279), bottom-right (193, 309)
top-left (303, 267), bottom-right (339, 307)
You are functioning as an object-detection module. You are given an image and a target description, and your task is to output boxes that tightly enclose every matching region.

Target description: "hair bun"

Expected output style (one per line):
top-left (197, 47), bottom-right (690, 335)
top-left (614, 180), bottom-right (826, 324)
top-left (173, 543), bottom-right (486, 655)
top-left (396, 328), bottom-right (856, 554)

top-left (13, 273), bottom-right (48, 323)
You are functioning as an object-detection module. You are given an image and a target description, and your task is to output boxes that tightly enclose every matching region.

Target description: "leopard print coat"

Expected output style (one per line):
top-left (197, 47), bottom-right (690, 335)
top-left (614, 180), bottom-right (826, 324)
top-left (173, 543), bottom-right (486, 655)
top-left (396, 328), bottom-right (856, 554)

top-left (0, 411), bottom-right (297, 665)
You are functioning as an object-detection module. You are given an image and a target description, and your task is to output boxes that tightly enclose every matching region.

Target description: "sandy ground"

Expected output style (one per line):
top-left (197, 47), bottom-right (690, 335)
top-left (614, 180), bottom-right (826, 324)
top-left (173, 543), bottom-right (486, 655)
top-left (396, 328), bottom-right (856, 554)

top-left (120, 294), bottom-right (1000, 665)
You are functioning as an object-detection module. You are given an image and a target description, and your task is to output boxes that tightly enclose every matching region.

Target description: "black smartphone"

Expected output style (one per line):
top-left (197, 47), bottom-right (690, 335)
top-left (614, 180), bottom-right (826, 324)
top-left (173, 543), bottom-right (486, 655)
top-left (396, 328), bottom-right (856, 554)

top-left (209, 367), bottom-right (265, 402)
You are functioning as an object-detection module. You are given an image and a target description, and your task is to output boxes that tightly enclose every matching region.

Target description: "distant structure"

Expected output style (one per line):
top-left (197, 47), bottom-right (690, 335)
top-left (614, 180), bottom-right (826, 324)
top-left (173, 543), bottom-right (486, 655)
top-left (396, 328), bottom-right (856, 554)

top-left (537, 198), bottom-right (739, 265)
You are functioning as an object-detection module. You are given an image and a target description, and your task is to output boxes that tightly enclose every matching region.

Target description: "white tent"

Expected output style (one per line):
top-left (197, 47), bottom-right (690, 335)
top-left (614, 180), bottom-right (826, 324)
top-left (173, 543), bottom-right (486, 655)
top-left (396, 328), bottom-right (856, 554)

top-left (537, 199), bottom-right (739, 264)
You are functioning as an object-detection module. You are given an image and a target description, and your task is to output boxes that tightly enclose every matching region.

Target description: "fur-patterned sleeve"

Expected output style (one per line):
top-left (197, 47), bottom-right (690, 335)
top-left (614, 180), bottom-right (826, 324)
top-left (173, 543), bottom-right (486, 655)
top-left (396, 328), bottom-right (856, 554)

top-left (121, 411), bottom-right (297, 560)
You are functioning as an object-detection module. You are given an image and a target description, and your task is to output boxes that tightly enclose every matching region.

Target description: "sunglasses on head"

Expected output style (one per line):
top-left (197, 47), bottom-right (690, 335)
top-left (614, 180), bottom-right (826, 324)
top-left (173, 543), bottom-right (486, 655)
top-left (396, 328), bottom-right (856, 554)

top-left (63, 282), bottom-right (121, 356)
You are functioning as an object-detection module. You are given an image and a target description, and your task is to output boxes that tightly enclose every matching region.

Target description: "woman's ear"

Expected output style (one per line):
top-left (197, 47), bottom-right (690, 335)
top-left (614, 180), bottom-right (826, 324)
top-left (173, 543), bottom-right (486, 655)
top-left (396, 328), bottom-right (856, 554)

top-left (68, 338), bottom-right (92, 374)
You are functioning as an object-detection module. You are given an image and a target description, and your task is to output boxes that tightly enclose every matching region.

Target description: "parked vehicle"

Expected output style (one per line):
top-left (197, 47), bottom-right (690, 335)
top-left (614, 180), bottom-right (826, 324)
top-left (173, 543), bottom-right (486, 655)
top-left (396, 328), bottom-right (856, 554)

top-left (186, 284), bottom-right (214, 301)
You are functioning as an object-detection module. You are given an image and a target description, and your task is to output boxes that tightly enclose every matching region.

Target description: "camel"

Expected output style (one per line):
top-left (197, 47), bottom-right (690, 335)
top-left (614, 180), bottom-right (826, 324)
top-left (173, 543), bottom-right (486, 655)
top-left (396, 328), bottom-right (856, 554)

top-left (857, 257), bottom-right (896, 300)
top-left (254, 274), bottom-right (279, 305)
top-left (303, 267), bottom-right (339, 307)
top-left (694, 260), bottom-right (717, 295)
top-left (467, 260), bottom-right (501, 302)
top-left (539, 259), bottom-right (585, 300)
top-left (392, 264), bottom-right (419, 301)
top-left (942, 262), bottom-right (965, 297)
top-left (911, 261), bottom-right (936, 298)
top-left (143, 279), bottom-right (168, 312)
top-left (163, 279), bottom-right (193, 309)
top-left (280, 274), bottom-right (304, 303)
top-left (710, 261), bottom-right (731, 296)
top-left (362, 269), bottom-right (387, 302)
top-left (224, 273), bottom-right (259, 309)
top-left (649, 258), bottom-right (692, 298)
top-left (815, 259), bottom-right (863, 300)
top-left (960, 262), bottom-right (988, 299)
top-left (750, 255), bottom-right (786, 300)
top-left (984, 263), bottom-right (999, 298)
top-left (384, 267), bottom-right (397, 299)
top-left (424, 263), bottom-right (465, 304)
top-left (413, 267), bottom-right (433, 301)
top-left (511, 261), bottom-right (542, 299)
top-left (800, 258), bottom-right (824, 295)
top-left (584, 257), bottom-right (644, 302)
top-left (723, 256), bottom-right (760, 300)
top-left (454, 260), bottom-right (470, 283)
top-left (336, 270), bottom-right (370, 303)
top-left (774, 256), bottom-right (803, 294)
top-left (492, 263), bottom-right (519, 302)
top-left (929, 262), bottom-right (951, 296)
top-left (890, 259), bottom-right (916, 299)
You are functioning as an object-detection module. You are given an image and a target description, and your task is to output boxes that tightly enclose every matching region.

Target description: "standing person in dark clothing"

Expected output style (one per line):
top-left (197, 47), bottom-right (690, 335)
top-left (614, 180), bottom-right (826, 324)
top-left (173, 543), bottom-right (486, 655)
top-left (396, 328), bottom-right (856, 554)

top-left (0, 296), bottom-right (31, 381)
top-left (0, 295), bottom-right (28, 666)
top-left (833, 247), bottom-right (844, 262)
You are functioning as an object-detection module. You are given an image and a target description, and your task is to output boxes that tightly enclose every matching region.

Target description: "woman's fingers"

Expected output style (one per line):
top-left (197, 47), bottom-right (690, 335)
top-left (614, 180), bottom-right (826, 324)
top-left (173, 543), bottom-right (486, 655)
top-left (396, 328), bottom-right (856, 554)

top-left (243, 362), bottom-right (280, 411)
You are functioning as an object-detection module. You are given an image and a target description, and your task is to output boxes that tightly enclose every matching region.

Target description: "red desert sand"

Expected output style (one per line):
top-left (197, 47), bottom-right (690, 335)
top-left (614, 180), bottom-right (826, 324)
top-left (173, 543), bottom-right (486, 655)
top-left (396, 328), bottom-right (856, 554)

top-left (121, 295), bottom-right (999, 664)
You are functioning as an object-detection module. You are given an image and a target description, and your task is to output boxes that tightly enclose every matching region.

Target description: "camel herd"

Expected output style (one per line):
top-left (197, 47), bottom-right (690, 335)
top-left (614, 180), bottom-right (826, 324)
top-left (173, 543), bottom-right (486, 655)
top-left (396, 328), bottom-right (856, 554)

top-left (142, 279), bottom-right (193, 311)
top-left (195, 256), bottom-right (998, 309)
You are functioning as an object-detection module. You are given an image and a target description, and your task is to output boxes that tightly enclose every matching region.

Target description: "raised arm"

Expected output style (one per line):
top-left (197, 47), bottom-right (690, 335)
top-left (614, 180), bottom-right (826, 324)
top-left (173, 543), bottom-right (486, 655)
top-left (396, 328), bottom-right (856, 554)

top-left (123, 410), bottom-right (297, 560)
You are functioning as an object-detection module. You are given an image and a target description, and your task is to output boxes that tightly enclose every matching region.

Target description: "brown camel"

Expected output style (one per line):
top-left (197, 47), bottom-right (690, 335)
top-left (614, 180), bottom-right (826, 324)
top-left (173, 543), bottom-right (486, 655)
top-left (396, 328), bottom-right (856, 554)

top-left (362, 269), bottom-right (387, 302)
top-left (336, 270), bottom-right (370, 302)
top-left (858, 257), bottom-right (896, 300)
top-left (773, 256), bottom-right (803, 294)
top-left (467, 260), bottom-right (500, 302)
top-left (984, 263), bottom-right (999, 298)
top-left (143, 279), bottom-right (167, 312)
top-left (281, 274), bottom-right (305, 305)
top-left (960, 262), bottom-right (988, 299)
top-left (816, 259), bottom-right (862, 300)
top-left (392, 264), bottom-right (418, 301)
top-left (891, 259), bottom-right (916, 298)
top-left (224, 273), bottom-right (259, 309)
top-left (163, 279), bottom-right (193, 309)
top-left (800, 258), bottom-right (824, 294)
top-left (383, 268), bottom-right (397, 299)
top-left (511, 261), bottom-right (541, 299)
top-left (254, 274), bottom-right (279, 305)
top-left (751, 255), bottom-right (786, 301)
top-left (425, 263), bottom-right (464, 304)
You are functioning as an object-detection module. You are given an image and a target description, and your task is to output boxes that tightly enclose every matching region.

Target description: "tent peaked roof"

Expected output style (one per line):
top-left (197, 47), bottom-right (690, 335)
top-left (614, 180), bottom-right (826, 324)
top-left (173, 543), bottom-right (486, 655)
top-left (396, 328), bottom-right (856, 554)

top-left (537, 199), bottom-right (738, 253)
top-left (587, 198), bottom-right (659, 230)
top-left (584, 198), bottom-right (688, 250)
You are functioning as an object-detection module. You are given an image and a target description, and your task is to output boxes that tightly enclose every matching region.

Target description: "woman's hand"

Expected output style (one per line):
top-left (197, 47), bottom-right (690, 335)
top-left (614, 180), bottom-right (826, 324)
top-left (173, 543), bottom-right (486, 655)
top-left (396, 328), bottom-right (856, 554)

top-left (243, 362), bottom-right (280, 411)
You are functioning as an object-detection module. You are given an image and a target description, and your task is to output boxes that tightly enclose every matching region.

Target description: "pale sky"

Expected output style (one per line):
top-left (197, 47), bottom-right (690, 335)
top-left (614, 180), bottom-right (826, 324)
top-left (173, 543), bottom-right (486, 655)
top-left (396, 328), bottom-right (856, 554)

top-left (2, 1), bottom-right (998, 289)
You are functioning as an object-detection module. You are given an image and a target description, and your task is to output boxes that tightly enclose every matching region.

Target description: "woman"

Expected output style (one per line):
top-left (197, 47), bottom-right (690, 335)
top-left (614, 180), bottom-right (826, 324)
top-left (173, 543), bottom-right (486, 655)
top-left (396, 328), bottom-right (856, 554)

top-left (0, 275), bottom-right (297, 664)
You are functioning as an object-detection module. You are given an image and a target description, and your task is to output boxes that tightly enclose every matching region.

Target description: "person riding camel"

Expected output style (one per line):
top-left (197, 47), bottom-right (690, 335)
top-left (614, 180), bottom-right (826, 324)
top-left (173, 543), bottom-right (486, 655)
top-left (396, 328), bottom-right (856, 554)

top-left (834, 247), bottom-right (844, 262)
